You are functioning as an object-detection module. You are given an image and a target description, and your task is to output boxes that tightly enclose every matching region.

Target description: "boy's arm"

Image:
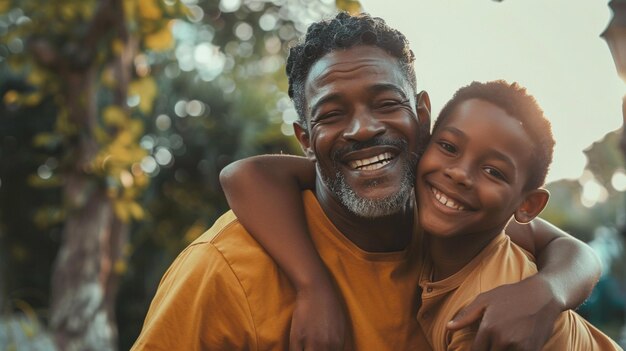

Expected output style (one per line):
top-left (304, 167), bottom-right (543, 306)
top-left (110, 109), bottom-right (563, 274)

top-left (448, 217), bottom-right (601, 351)
top-left (219, 155), bottom-right (346, 351)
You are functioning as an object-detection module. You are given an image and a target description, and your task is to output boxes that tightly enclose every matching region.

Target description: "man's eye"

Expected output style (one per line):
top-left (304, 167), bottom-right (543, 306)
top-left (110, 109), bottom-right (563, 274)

top-left (438, 141), bottom-right (456, 154)
top-left (484, 167), bottom-right (507, 181)
top-left (316, 110), bottom-right (342, 121)
top-left (376, 100), bottom-right (404, 110)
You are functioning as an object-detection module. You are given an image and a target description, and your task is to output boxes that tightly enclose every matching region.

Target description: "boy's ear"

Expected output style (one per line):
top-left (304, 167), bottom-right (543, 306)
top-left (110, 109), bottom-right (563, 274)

top-left (416, 90), bottom-right (432, 131)
top-left (514, 189), bottom-right (550, 224)
top-left (293, 122), bottom-right (316, 162)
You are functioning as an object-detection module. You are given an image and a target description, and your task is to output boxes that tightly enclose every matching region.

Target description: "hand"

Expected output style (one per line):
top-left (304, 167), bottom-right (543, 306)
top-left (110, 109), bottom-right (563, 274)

top-left (289, 284), bottom-right (346, 351)
top-left (447, 275), bottom-right (562, 351)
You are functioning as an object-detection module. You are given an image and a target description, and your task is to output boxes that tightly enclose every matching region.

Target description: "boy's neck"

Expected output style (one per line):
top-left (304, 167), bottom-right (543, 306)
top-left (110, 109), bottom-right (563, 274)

top-left (427, 229), bottom-right (504, 281)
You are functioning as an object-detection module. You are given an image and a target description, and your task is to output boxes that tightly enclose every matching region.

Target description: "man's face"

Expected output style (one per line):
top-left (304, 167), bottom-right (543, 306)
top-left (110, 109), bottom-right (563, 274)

top-left (295, 46), bottom-right (428, 218)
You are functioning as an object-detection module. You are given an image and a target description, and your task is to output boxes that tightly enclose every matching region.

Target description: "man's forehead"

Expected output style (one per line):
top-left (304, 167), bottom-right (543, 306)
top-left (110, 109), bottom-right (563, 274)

top-left (305, 46), bottom-right (411, 96)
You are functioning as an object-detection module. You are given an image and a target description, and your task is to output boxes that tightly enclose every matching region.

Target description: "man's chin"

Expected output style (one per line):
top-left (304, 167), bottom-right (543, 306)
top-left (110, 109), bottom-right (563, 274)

top-left (335, 181), bottom-right (412, 218)
top-left (319, 163), bottom-right (414, 218)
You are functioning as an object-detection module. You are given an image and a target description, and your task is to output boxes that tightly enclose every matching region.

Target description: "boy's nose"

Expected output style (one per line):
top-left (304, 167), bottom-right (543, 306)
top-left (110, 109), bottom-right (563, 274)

top-left (444, 165), bottom-right (474, 188)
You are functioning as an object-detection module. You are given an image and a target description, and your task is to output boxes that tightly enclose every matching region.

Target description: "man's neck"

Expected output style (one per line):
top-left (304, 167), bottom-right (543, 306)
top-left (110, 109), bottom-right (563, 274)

top-left (314, 178), bottom-right (414, 253)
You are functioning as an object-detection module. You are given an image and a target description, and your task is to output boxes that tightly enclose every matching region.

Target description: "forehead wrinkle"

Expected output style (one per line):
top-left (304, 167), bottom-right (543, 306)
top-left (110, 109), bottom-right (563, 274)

top-left (312, 61), bottom-right (387, 88)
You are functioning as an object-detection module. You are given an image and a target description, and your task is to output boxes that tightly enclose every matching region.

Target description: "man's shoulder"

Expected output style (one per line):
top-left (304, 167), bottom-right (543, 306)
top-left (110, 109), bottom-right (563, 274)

top-left (191, 210), bottom-right (242, 245)
top-left (189, 210), bottom-right (271, 265)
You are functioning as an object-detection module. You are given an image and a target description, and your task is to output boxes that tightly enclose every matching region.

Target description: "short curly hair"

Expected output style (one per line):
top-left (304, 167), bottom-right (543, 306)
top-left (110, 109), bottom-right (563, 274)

top-left (286, 12), bottom-right (417, 128)
top-left (433, 80), bottom-right (555, 190)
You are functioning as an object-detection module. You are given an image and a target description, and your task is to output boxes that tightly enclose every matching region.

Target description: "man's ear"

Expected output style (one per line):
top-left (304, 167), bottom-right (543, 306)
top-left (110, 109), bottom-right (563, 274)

top-left (293, 122), bottom-right (316, 161)
top-left (514, 189), bottom-right (549, 224)
top-left (416, 90), bottom-right (431, 132)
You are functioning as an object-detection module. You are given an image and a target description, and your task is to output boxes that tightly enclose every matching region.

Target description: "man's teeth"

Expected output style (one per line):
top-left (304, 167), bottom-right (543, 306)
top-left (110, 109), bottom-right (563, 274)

top-left (348, 152), bottom-right (393, 171)
top-left (430, 187), bottom-right (465, 211)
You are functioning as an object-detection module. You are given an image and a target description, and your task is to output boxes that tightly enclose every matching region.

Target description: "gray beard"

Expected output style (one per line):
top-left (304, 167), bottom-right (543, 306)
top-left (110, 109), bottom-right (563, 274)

top-left (318, 153), bottom-right (417, 218)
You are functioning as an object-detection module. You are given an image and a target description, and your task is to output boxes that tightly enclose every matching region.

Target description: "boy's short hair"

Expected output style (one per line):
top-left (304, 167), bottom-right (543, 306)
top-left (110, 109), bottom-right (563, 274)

top-left (433, 80), bottom-right (555, 190)
top-left (286, 12), bottom-right (417, 128)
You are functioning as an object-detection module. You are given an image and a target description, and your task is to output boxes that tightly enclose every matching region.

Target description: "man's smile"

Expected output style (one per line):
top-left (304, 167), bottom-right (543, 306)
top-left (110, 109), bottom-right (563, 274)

top-left (348, 152), bottom-right (394, 171)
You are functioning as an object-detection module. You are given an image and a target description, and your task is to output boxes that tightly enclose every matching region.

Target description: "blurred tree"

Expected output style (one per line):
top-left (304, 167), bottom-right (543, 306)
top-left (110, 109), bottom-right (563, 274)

top-left (1, 1), bottom-right (188, 349)
top-left (1, 0), bottom-right (362, 350)
top-left (543, 129), bottom-right (625, 241)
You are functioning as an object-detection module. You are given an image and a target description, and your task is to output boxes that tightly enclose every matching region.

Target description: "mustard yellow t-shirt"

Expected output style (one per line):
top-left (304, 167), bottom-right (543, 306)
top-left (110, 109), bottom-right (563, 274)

top-left (417, 233), bottom-right (622, 351)
top-left (132, 191), bottom-right (431, 350)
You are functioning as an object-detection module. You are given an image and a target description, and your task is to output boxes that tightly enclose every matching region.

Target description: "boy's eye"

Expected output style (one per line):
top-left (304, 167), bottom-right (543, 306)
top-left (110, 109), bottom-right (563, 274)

top-left (437, 141), bottom-right (457, 154)
top-left (484, 167), bottom-right (507, 182)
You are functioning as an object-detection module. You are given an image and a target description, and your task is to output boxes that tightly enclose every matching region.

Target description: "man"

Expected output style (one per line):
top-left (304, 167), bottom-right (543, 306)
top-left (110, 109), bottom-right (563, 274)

top-left (132, 12), bottom-right (600, 350)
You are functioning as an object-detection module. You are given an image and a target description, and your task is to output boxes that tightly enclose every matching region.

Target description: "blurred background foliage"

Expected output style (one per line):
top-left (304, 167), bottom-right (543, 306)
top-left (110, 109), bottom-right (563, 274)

top-left (0, 0), bottom-right (624, 349)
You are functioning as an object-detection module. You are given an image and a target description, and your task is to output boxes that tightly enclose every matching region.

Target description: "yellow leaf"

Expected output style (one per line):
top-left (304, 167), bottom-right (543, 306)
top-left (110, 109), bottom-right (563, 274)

top-left (3, 90), bottom-right (18, 105)
top-left (27, 69), bottom-right (47, 86)
top-left (22, 92), bottom-right (43, 106)
top-left (27, 174), bottom-right (62, 188)
top-left (138, 0), bottom-right (162, 20)
top-left (103, 105), bottom-right (128, 126)
top-left (112, 39), bottom-right (125, 56)
top-left (55, 108), bottom-right (78, 135)
top-left (0, 0), bottom-right (10, 13)
top-left (128, 201), bottom-right (145, 220)
top-left (33, 132), bottom-right (60, 147)
top-left (61, 5), bottom-right (77, 20)
top-left (33, 206), bottom-right (65, 228)
top-left (144, 25), bottom-right (173, 52)
top-left (79, 2), bottom-right (95, 19)
top-left (128, 119), bottom-right (145, 137)
top-left (114, 259), bottom-right (128, 274)
top-left (94, 126), bottom-right (110, 143)
top-left (115, 130), bottom-right (134, 146)
top-left (129, 77), bottom-right (157, 114)
top-left (113, 200), bottom-right (131, 223)
top-left (101, 67), bottom-right (117, 89)
top-left (123, 0), bottom-right (136, 22)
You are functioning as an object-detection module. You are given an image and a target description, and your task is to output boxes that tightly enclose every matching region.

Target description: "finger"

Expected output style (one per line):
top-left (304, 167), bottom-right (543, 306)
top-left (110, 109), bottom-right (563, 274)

top-left (447, 302), bottom-right (486, 330)
top-left (469, 328), bottom-right (490, 351)
top-left (289, 330), bottom-right (304, 351)
top-left (289, 339), bottom-right (303, 351)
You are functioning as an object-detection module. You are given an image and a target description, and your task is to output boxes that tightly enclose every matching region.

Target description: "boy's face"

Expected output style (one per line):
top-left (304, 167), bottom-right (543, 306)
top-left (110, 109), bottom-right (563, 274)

top-left (416, 98), bottom-right (534, 239)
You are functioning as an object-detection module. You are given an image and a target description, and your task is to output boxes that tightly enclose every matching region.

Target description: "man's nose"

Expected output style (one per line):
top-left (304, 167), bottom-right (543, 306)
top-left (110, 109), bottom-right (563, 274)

top-left (444, 164), bottom-right (474, 188)
top-left (342, 110), bottom-right (385, 141)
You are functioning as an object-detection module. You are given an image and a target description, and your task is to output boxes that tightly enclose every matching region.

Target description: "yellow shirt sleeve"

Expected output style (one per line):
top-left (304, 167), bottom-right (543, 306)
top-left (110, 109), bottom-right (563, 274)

top-left (131, 242), bottom-right (257, 351)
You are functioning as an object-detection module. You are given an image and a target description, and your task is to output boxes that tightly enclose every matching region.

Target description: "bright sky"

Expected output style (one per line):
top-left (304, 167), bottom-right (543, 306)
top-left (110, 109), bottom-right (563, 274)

top-left (360, 0), bottom-right (624, 183)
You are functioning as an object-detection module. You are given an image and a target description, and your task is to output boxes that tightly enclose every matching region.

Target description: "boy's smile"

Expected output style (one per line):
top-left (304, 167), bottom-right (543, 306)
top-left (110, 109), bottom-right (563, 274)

top-left (417, 98), bottom-right (534, 241)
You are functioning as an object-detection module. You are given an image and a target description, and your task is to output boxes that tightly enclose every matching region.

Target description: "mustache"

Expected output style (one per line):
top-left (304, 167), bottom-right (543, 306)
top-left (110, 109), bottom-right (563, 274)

top-left (331, 137), bottom-right (409, 160)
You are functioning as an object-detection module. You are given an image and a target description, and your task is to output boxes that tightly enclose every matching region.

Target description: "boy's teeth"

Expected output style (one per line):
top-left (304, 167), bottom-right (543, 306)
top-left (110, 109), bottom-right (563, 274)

top-left (430, 186), bottom-right (466, 211)
top-left (349, 152), bottom-right (393, 170)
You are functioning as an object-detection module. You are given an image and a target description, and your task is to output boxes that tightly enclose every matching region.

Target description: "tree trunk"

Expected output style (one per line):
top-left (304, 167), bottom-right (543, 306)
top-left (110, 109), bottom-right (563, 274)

top-left (32, 1), bottom-right (134, 349)
top-left (49, 61), bottom-right (128, 350)
top-left (49, 188), bottom-right (125, 351)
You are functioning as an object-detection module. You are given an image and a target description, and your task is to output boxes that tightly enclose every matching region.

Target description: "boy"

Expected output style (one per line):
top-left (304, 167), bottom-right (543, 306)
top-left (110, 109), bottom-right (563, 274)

top-left (220, 80), bottom-right (621, 349)
top-left (412, 81), bottom-right (619, 350)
